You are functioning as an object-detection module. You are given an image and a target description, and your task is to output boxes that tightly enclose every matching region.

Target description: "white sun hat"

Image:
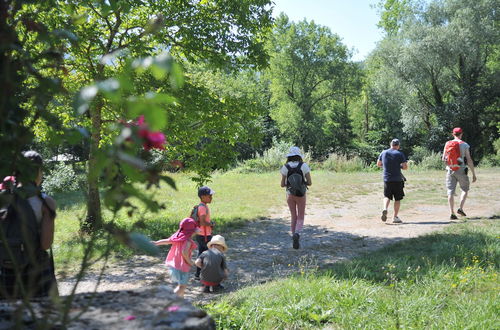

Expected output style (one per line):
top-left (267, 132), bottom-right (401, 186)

top-left (207, 235), bottom-right (228, 252)
top-left (286, 146), bottom-right (303, 158)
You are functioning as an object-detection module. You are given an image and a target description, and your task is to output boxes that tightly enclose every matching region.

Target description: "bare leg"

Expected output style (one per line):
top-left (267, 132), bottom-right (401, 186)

top-left (448, 195), bottom-right (455, 215)
top-left (174, 284), bottom-right (187, 298)
top-left (295, 196), bottom-right (306, 233)
top-left (287, 194), bottom-right (298, 234)
top-left (383, 197), bottom-right (391, 211)
top-left (459, 190), bottom-right (468, 210)
top-left (394, 200), bottom-right (401, 218)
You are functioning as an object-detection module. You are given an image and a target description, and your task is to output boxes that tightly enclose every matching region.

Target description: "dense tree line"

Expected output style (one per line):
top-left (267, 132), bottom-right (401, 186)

top-left (2, 0), bottom-right (499, 230)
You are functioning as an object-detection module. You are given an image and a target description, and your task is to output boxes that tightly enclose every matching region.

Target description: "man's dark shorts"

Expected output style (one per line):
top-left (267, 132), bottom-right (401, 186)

top-left (384, 181), bottom-right (405, 201)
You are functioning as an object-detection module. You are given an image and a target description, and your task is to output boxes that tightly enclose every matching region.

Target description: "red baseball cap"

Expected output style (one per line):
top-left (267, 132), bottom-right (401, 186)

top-left (452, 127), bottom-right (463, 135)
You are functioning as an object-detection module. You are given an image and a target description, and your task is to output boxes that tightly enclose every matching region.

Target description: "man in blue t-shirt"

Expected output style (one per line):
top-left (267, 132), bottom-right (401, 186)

top-left (377, 139), bottom-right (408, 224)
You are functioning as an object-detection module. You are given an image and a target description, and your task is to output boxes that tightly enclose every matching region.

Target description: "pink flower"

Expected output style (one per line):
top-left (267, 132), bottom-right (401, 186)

top-left (136, 115), bottom-right (146, 127)
top-left (167, 305), bottom-right (180, 312)
top-left (124, 315), bottom-right (136, 321)
top-left (132, 115), bottom-right (166, 150)
top-left (139, 129), bottom-right (166, 150)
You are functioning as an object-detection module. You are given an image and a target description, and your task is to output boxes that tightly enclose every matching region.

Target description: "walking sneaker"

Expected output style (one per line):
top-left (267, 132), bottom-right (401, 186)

top-left (450, 214), bottom-right (458, 220)
top-left (457, 208), bottom-right (467, 216)
top-left (292, 233), bottom-right (300, 249)
top-left (381, 210), bottom-right (388, 222)
top-left (214, 284), bottom-right (225, 291)
top-left (392, 216), bottom-right (402, 224)
top-left (194, 274), bottom-right (200, 281)
top-left (202, 286), bottom-right (210, 293)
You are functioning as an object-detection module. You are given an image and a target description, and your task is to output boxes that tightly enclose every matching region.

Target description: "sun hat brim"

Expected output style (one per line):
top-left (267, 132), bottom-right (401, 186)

top-left (207, 235), bottom-right (228, 252)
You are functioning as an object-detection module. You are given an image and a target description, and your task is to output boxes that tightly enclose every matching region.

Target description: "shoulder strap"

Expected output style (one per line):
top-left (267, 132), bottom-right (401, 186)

top-left (38, 194), bottom-right (56, 219)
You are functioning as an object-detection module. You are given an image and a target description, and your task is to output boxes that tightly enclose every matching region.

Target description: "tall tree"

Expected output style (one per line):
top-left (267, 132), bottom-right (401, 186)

top-left (267, 14), bottom-right (358, 156)
top-left (371, 0), bottom-right (500, 156)
top-left (26, 0), bottom-right (273, 230)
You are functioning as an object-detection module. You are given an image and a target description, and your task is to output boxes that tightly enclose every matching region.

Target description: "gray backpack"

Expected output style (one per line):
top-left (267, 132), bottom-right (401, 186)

top-left (285, 162), bottom-right (307, 197)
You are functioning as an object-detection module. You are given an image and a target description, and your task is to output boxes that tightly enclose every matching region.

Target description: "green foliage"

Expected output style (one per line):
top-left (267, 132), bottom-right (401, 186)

top-left (204, 220), bottom-right (500, 329)
top-left (418, 152), bottom-right (444, 170)
top-left (42, 162), bottom-right (85, 195)
top-left (267, 14), bottom-right (360, 157)
top-left (479, 138), bottom-right (500, 167)
top-left (234, 139), bottom-right (311, 173)
top-left (369, 0), bottom-right (500, 158)
top-left (320, 153), bottom-right (366, 172)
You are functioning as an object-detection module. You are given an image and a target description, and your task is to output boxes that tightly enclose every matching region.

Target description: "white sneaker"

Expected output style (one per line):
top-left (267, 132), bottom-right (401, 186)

top-left (393, 216), bottom-right (402, 223)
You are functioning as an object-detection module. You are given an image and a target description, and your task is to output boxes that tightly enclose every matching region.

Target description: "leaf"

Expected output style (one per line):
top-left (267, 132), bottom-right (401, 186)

top-left (97, 78), bottom-right (120, 94)
top-left (129, 232), bottom-right (159, 256)
top-left (169, 62), bottom-right (184, 88)
top-left (52, 29), bottom-right (78, 43)
top-left (74, 85), bottom-right (98, 114)
top-left (117, 151), bottom-right (147, 170)
top-left (121, 163), bottom-right (146, 182)
top-left (160, 175), bottom-right (177, 190)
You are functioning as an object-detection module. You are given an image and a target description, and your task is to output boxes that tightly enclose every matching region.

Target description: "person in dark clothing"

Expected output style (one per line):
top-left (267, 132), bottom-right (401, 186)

top-left (377, 139), bottom-right (408, 224)
top-left (195, 235), bottom-right (228, 293)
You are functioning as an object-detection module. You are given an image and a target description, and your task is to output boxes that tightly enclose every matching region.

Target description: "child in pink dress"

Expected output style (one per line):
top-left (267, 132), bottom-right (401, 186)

top-left (152, 218), bottom-right (199, 297)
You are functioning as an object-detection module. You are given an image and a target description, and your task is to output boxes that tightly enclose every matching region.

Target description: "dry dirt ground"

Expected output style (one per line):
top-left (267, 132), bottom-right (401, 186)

top-left (58, 174), bottom-right (500, 304)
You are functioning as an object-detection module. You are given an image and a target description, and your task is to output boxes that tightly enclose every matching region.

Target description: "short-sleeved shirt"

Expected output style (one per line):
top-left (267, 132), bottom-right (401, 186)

top-left (197, 203), bottom-right (212, 237)
top-left (27, 193), bottom-right (48, 225)
top-left (378, 149), bottom-right (407, 182)
top-left (165, 239), bottom-right (196, 272)
top-left (198, 248), bottom-right (227, 283)
top-left (443, 138), bottom-right (470, 170)
top-left (280, 162), bottom-right (311, 182)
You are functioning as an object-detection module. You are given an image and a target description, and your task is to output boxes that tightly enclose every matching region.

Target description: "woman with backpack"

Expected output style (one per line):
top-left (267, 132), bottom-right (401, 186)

top-left (0, 151), bottom-right (58, 299)
top-left (280, 146), bottom-right (312, 249)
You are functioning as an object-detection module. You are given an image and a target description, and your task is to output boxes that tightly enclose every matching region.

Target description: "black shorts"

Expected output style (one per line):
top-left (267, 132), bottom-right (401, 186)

top-left (384, 181), bottom-right (405, 201)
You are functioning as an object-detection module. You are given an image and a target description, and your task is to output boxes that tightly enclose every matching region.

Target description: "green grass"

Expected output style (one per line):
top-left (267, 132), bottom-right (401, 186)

top-left (52, 171), bottom-right (286, 267)
top-left (52, 168), bottom-right (500, 269)
top-left (204, 220), bottom-right (500, 329)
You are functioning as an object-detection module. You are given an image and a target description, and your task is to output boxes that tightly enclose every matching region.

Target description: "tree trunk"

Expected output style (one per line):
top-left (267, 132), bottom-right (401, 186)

top-left (82, 97), bottom-right (103, 232)
top-left (364, 95), bottom-right (369, 139)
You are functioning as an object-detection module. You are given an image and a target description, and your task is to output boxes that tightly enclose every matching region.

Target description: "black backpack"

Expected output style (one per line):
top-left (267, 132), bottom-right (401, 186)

top-left (285, 162), bottom-right (307, 197)
top-left (0, 183), bottom-right (53, 298)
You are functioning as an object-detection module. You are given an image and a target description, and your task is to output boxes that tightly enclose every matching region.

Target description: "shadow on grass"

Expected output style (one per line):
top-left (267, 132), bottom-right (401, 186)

top-left (322, 224), bottom-right (499, 283)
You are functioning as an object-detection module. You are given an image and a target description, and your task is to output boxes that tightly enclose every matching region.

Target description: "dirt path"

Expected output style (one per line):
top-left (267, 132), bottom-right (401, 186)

top-left (58, 176), bottom-right (500, 304)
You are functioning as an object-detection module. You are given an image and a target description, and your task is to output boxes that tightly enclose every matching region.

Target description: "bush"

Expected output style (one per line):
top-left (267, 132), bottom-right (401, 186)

top-left (410, 146), bottom-right (431, 164)
top-left (352, 142), bottom-right (381, 166)
top-left (42, 162), bottom-right (85, 194)
top-left (480, 155), bottom-right (500, 167)
top-left (234, 140), bottom-right (311, 173)
top-left (418, 151), bottom-right (444, 170)
top-left (320, 153), bottom-right (366, 172)
top-left (481, 138), bottom-right (500, 167)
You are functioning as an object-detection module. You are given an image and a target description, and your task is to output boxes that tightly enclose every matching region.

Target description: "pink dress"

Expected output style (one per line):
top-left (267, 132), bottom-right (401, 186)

top-left (165, 239), bottom-right (196, 272)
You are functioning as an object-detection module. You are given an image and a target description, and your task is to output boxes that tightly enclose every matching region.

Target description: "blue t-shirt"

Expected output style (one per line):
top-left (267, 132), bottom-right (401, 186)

top-left (378, 149), bottom-right (407, 182)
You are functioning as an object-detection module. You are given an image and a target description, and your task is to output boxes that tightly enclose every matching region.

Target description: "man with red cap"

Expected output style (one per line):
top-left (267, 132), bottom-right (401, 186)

top-left (442, 127), bottom-right (477, 220)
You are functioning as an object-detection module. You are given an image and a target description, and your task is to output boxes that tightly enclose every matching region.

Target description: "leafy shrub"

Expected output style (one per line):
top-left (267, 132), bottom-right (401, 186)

top-left (480, 138), bottom-right (500, 167)
top-left (320, 153), bottom-right (366, 172)
top-left (42, 162), bottom-right (85, 194)
top-left (480, 155), bottom-right (500, 167)
top-left (410, 146), bottom-right (431, 164)
top-left (235, 140), bottom-right (311, 173)
top-left (352, 142), bottom-right (381, 166)
top-left (418, 151), bottom-right (444, 170)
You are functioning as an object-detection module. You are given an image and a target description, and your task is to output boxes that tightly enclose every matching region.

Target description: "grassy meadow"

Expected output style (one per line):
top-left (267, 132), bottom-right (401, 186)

top-left (204, 220), bottom-right (499, 329)
top-left (52, 167), bottom-right (499, 328)
top-left (53, 167), bottom-right (499, 265)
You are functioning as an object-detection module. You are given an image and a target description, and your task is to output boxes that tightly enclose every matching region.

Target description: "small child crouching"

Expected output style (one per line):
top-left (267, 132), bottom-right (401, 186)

top-left (152, 218), bottom-right (199, 297)
top-left (195, 235), bottom-right (229, 293)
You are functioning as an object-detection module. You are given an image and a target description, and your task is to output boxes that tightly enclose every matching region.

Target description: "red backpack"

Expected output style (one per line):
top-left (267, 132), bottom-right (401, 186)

top-left (444, 140), bottom-right (463, 171)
